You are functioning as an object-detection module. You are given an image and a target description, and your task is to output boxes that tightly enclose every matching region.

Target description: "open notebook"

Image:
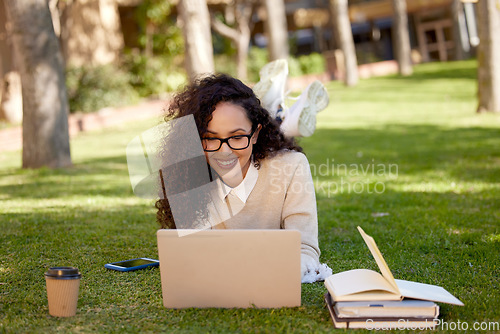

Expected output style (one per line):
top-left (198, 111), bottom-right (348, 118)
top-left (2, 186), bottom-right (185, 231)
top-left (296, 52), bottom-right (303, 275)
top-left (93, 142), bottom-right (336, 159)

top-left (324, 227), bottom-right (464, 306)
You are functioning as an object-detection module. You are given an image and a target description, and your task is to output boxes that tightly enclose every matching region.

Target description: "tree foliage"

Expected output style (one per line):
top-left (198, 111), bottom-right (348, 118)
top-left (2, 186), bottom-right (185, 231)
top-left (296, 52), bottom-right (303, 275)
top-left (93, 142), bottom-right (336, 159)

top-left (135, 0), bottom-right (183, 57)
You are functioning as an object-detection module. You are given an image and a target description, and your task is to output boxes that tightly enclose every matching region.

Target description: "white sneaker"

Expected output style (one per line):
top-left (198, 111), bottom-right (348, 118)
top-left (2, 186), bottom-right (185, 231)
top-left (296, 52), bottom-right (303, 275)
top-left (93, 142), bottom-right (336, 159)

top-left (280, 80), bottom-right (329, 137)
top-left (253, 59), bottom-right (288, 119)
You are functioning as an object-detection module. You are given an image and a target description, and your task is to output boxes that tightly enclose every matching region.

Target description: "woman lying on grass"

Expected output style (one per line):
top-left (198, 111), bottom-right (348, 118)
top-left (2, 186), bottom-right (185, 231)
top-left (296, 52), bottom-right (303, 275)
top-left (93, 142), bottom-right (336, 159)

top-left (155, 73), bottom-right (331, 283)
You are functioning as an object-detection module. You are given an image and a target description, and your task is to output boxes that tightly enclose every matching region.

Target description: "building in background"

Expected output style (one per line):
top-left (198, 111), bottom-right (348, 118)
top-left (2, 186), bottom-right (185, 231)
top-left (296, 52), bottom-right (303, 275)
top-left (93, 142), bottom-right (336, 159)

top-left (114, 0), bottom-right (479, 65)
top-left (278, 0), bottom-right (478, 64)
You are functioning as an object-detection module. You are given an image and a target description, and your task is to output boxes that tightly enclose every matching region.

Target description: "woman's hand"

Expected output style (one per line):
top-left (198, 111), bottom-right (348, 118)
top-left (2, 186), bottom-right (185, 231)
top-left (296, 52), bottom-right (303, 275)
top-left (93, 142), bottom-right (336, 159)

top-left (301, 253), bottom-right (332, 283)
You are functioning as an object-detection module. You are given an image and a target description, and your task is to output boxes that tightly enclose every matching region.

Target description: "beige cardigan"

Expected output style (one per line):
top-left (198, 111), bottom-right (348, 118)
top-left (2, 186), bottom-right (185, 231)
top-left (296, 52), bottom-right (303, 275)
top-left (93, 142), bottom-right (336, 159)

top-left (209, 150), bottom-right (320, 263)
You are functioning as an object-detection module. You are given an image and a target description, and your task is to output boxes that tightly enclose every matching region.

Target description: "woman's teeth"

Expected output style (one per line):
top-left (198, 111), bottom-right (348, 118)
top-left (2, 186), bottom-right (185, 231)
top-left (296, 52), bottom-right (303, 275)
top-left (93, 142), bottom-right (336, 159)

top-left (217, 158), bottom-right (237, 167)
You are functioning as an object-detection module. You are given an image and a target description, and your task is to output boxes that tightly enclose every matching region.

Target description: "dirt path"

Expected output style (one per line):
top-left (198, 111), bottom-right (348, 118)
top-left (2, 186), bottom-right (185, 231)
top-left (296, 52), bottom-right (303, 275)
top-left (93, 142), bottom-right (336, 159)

top-left (0, 99), bottom-right (167, 153)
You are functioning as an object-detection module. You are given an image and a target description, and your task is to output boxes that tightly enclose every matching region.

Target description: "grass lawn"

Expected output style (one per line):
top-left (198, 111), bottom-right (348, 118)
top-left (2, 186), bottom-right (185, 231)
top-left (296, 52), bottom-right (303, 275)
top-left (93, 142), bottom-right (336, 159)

top-left (1, 59), bottom-right (499, 333)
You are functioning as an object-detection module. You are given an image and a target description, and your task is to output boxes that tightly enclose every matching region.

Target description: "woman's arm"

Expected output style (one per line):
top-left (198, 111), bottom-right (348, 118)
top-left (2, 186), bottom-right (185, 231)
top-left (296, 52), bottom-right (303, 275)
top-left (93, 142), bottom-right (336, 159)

top-left (280, 152), bottom-right (321, 264)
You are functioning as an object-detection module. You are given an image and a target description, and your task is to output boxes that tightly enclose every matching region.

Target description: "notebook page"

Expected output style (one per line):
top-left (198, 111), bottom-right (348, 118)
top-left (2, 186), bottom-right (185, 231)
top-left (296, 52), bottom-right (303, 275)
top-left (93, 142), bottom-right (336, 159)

top-left (357, 226), bottom-right (399, 293)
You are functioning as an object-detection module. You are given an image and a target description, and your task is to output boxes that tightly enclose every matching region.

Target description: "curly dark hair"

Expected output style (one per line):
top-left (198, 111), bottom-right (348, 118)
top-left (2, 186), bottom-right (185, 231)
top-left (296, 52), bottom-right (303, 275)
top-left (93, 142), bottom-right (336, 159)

top-left (156, 73), bottom-right (303, 229)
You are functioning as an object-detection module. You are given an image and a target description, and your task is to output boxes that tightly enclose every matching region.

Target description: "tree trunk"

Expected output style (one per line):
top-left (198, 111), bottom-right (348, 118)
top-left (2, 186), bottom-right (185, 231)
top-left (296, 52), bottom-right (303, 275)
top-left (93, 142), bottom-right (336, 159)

top-left (0, 0), bottom-right (23, 124)
top-left (451, 0), bottom-right (469, 61)
top-left (0, 71), bottom-right (23, 124)
top-left (263, 0), bottom-right (289, 61)
top-left (48, 0), bottom-right (61, 37)
top-left (59, 0), bottom-right (124, 67)
top-left (210, 0), bottom-right (254, 81)
top-left (329, 0), bottom-right (358, 86)
top-left (236, 18), bottom-right (251, 81)
top-left (476, 0), bottom-right (500, 113)
top-left (178, 0), bottom-right (214, 81)
top-left (391, 0), bottom-right (413, 76)
top-left (4, 0), bottom-right (72, 168)
top-left (0, 0), bottom-right (9, 78)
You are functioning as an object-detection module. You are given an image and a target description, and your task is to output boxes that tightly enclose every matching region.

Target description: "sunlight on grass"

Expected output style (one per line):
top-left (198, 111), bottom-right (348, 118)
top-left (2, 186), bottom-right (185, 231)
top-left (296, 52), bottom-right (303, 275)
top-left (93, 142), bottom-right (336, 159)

top-left (1, 59), bottom-right (499, 332)
top-left (317, 60), bottom-right (500, 129)
top-left (390, 180), bottom-right (494, 193)
top-left (483, 234), bottom-right (500, 243)
top-left (1, 197), bottom-right (152, 213)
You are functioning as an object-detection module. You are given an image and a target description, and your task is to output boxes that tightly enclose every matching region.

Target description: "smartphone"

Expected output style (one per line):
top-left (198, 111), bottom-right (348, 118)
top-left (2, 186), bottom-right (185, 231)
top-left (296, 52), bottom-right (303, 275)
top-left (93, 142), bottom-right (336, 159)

top-left (104, 258), bottom-right (159, 272)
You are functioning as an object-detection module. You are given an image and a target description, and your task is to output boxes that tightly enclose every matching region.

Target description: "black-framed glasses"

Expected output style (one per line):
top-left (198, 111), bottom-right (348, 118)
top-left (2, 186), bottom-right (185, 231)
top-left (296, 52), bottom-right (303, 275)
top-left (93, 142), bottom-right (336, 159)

top-left (202, 128), bottom-right (256, 152)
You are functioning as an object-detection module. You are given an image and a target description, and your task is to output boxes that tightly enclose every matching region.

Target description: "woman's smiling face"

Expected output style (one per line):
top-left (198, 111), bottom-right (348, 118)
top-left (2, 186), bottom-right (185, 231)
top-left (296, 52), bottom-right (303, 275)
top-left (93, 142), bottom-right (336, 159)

top-left (204, 102), bottom-right (260, 187)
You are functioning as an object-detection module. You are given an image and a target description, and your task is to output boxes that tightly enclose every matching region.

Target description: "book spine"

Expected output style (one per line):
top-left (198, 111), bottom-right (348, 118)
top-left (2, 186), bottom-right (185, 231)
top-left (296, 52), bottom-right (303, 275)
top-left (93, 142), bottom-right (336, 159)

top-left (324, 279), bottom-right (339, 301)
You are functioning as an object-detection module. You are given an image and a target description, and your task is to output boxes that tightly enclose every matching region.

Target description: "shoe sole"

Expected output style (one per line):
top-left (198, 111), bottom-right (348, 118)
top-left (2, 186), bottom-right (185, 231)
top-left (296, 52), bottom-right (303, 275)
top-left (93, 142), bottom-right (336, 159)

top-left (259, 59), bottom-right (288, 81)
top-left (253, 59), bottom-right (289, 115)
top-left (253, 59), bottom-right (288, 98)
top-left (297, 81), bottom-right (329, 137)
top-left (253, 80), bottom-right (273, 102)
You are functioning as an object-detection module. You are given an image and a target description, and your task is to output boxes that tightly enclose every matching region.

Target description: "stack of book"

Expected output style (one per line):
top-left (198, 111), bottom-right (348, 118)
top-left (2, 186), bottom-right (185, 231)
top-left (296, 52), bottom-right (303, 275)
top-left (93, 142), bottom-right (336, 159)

top-left (324, 293), bottom-right (439, 329)
top-left (323, 227), bottom-right (464, 330)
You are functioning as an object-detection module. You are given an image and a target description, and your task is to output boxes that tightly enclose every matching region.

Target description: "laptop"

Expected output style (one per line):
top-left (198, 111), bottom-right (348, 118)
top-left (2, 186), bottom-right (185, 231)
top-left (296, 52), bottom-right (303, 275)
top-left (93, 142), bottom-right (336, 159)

top-left (157, 229), bottom-right (302, 308)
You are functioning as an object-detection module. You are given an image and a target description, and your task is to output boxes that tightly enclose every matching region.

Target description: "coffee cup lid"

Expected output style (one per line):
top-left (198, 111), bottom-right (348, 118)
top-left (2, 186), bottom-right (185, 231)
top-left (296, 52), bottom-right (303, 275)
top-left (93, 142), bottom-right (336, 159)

top-left (45, 267), bottom-right (82, 279)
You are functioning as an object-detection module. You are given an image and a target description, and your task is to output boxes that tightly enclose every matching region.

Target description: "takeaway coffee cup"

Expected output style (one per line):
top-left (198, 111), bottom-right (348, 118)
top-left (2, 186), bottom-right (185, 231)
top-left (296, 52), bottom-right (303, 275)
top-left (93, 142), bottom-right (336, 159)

top-left (45, 267), bottom-right (82, 317)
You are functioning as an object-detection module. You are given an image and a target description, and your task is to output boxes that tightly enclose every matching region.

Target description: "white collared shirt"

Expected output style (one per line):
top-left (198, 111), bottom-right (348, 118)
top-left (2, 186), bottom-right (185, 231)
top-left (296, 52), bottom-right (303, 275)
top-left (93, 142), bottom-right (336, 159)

top-left (215, 162), bottom-right (259, 204)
